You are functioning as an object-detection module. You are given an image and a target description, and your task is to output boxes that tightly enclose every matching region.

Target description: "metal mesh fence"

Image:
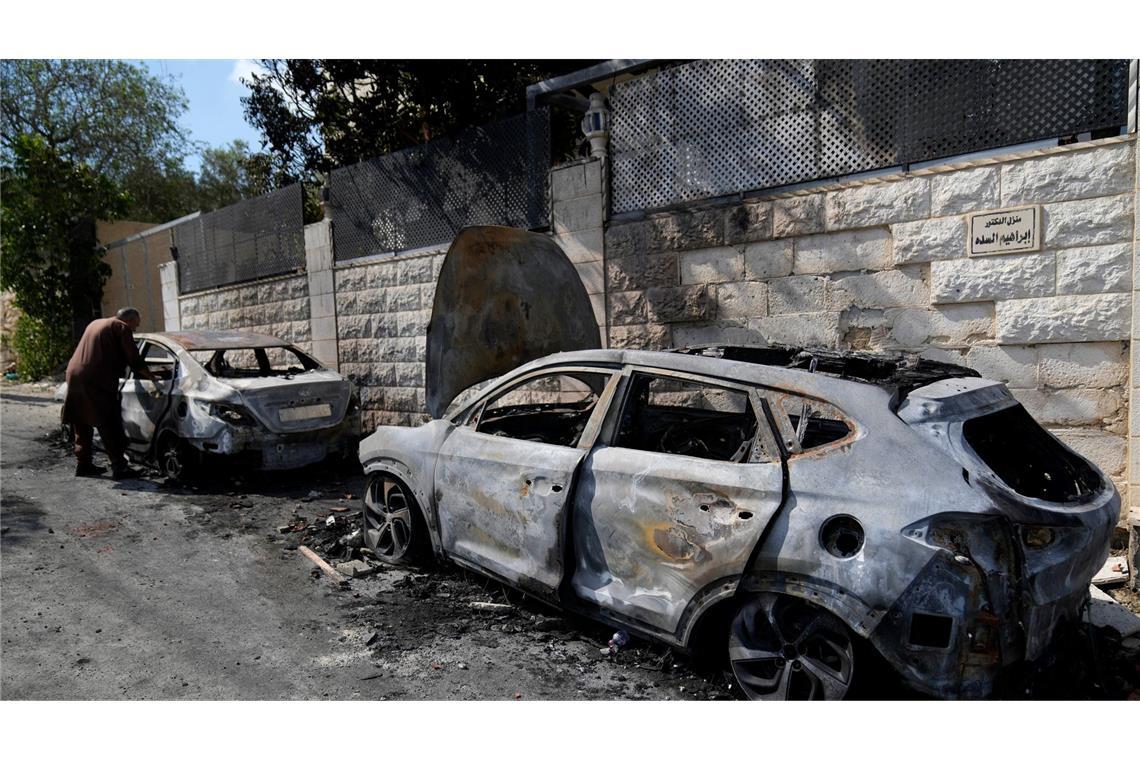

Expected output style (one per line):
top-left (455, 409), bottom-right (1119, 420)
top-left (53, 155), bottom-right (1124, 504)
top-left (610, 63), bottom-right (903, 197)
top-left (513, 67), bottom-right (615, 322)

top-left (610, 59), bottom-right (1132, 214)
top-left (329, 108), bottom-right (550, 262)
top-left (172, 183), bottom-right (305, 294)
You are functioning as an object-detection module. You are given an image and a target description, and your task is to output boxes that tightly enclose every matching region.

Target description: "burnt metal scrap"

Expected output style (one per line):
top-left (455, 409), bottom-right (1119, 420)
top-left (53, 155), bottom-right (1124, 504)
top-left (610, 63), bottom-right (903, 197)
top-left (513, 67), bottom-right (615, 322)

top-left (119, 331), bottom-right (360, 477)
top-left (425, 226), bottom-right (601, 418)
top-left (355, 225), bottom-right (1124, 699)
top-left (360, 344), bottom-right (1120, 699)
top-left (673, 344), bottom-right (981, 401)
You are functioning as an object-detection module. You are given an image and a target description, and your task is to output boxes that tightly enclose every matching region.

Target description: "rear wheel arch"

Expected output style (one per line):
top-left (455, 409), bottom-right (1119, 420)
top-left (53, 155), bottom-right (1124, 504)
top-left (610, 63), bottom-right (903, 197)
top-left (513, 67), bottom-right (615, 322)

top-left (736, 575), bottom-right (881, 642)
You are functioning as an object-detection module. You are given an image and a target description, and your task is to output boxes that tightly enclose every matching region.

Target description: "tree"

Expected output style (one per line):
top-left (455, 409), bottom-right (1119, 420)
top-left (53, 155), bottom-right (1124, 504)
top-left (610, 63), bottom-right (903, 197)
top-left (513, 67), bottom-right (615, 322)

top-left (241, 60), bottom-right (597, 182)
top-left (195, 139), bottom-right (275, 211)
top-left (0, 135), bottom-right (130, 378)
top-left (1, 59), bottom-right (194, 221)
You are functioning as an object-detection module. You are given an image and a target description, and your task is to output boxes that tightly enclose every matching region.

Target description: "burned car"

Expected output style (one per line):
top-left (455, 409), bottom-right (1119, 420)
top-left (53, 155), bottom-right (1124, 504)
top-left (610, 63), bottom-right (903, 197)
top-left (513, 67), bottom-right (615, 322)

top-left (357, 227), bottom-right (1118, 699)
top-left (120, 330), bottom-right (360, 477)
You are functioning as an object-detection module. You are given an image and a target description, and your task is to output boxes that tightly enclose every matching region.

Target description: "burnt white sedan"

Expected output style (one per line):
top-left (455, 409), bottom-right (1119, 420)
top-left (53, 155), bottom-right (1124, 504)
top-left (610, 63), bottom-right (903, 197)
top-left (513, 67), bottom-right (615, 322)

top-left (119, 330), bottom-right (360, 477)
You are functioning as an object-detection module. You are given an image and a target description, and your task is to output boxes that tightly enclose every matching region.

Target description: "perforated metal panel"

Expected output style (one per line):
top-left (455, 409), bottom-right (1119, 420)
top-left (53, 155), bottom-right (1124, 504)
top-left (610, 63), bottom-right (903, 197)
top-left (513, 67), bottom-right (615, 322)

top-left (611, 60), bottom-right (1131, 214)
top-left (173, 183), bottom-right (305, 294)
top-left (330, 109), bottom-right (550, 261)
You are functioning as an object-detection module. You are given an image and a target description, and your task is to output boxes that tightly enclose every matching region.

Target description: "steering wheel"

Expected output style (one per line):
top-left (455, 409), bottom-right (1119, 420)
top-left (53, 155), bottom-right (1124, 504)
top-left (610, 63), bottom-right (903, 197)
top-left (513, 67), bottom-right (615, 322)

top-left (659, 423), bottom-right (711, 457)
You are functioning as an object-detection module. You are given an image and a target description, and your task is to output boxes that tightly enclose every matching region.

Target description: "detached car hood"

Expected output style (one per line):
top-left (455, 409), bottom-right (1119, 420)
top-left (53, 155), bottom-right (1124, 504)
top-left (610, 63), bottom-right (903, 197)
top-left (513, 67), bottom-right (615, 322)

top-left (425, 226), bottom-right (601, 418)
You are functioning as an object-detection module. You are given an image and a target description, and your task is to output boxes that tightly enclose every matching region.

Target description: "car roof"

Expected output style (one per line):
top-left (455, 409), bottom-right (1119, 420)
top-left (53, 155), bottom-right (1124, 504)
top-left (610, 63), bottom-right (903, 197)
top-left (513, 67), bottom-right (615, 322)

top-left (137, 330), bottom-right (293, 351)
top-left (493, 346), bottom-right (975, 405)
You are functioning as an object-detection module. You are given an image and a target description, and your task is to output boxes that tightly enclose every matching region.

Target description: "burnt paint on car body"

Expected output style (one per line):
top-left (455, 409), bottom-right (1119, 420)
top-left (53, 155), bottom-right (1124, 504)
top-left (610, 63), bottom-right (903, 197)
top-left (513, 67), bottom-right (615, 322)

top-left (122, 331), bottom-right (361, 471)
top-left (359, 347), bottom-right (1118, 699)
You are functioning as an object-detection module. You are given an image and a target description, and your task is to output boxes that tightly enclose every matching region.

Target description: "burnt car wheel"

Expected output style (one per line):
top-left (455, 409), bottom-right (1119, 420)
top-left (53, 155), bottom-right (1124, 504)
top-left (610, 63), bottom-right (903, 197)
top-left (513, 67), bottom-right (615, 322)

top-left (157, 434), bottom-right (198, 481)
top-left (729, 593), bottom-right (855, 700)
top-left (363, 474), bottom-right (428, 565)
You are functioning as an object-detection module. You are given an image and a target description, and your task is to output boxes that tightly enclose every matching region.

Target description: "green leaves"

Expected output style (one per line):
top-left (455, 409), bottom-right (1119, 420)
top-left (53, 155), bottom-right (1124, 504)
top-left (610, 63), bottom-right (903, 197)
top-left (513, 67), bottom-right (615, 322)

top-left (240, 60), bottom-right (596, 183)
top-left (1, 135), bottom-right (128, 377)
top-left (1, 59), bottom-right (193, 221)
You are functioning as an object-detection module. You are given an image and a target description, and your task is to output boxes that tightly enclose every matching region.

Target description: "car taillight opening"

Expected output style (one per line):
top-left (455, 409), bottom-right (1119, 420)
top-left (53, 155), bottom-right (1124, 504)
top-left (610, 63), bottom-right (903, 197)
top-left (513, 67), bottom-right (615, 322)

top-left (962, 404), bottom-right (1100, 502)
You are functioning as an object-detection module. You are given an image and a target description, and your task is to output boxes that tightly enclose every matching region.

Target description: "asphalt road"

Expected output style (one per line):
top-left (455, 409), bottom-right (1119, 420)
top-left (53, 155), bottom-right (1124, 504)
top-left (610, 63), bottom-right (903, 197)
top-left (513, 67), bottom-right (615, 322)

top-left (0, 383), bottom-right (730, 700)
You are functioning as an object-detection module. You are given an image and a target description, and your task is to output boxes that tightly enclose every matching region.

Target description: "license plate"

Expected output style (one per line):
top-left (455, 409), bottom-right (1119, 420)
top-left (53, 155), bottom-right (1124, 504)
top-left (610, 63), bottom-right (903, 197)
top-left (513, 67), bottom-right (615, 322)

top-left (279, 403), bottom-right (331, 422)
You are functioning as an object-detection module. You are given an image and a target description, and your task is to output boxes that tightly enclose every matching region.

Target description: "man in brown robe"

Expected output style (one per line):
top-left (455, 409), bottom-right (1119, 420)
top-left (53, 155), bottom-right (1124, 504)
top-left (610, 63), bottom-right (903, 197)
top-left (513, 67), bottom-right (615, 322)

top-left (62, 307), bottom-right (156, 479)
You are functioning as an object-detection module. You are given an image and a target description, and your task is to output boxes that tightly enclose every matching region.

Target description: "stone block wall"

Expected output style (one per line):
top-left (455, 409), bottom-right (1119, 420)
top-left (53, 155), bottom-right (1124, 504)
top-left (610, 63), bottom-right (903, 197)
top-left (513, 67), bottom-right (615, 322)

top-left (551, 159), bottom-right (607, 343)
top-left (605, 136), bottom-right (1138, 504)
top-left (178, 273), bottom-right (312, 352)
top-left (333, 250), bottom-right (444, 431)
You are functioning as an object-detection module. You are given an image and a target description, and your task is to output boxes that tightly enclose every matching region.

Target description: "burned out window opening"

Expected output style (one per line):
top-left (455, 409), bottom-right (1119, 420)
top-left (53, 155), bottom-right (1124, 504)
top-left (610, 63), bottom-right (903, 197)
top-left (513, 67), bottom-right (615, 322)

top-left (765, 393), bottom-right (853, 455)
top-left (962, 404), bottom-right (1100, 503)
top-left (615, 373), bottom-right (762, 463)
top-left (474, 371), bottom-right (610, 447)
top-left (139, 342), bottom-right (178, 382)
top-left (189, 347), bottom-right (321, 379)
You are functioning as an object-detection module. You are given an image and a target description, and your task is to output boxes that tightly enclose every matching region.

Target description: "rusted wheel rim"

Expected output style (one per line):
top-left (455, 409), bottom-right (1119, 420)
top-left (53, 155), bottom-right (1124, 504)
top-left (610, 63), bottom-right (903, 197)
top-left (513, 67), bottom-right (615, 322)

top-left (363, 476), bottom-right (413, 560)
top-left (159, 438), bottom-right (183, 480)
top-left (729, 593), bottom-right (854, 700)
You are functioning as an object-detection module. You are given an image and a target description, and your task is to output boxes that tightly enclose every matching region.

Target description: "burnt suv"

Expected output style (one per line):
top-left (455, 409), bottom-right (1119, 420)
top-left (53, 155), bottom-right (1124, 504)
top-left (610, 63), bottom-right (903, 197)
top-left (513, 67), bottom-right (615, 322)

top-left (356, 227), bottom-right (1118, 699)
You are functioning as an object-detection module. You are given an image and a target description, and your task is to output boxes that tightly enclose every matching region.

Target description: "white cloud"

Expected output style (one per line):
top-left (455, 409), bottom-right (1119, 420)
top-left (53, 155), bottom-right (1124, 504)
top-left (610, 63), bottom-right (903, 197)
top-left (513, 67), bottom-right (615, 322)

top-left (228, 59), bottom-right (263, 87)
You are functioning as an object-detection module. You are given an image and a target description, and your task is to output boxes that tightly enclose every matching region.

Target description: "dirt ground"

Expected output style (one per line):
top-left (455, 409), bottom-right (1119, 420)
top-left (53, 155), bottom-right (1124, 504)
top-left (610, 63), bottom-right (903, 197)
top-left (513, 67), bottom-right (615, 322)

top-left (0, 382), bottom-right (733, 700)
top-left (2, 381), bottom-right (1138, 700)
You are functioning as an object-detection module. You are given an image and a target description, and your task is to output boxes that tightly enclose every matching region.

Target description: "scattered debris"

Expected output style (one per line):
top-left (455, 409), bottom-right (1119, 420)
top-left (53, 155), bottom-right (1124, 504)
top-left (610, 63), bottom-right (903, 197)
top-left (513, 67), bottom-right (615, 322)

top-left (601, 630), bottom-right (631, 656)
top-left (1086, 592), bottom-right (1140, 638)
top-left (329, 506), bottom-right (350, 513)
top-left (325, 515), bottom-right (337, 528)
top-left (335, 559), bottom-right (378, 578)
top-left (298, 545), bottom-right (347, 583)
top-left (469, 601), bottom-right (514, 613)
top-left (1093, 555), bottom-right (1130, 586)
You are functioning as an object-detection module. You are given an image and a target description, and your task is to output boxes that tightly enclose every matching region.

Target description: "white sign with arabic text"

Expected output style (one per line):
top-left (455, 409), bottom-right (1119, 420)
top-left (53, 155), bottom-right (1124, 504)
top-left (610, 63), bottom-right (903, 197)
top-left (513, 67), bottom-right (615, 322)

top-left (968, 206), bottom-right (1041, 256)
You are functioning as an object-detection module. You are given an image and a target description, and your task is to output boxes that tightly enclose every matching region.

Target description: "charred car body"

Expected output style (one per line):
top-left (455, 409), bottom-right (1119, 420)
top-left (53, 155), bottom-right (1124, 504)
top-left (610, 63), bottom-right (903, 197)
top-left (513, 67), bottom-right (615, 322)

top-left (357, 227), bottom-right (1118, 699)
top-left (120, 331), bottom-right (360, 477)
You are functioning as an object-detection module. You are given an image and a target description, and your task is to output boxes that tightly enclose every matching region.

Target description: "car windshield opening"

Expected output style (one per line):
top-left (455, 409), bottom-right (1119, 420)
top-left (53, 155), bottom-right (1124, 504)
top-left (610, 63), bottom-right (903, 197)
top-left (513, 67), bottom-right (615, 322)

top-left (963, 404), bottom-right (1100, 502)
top-left (190, 346), bottom-right (321, 379)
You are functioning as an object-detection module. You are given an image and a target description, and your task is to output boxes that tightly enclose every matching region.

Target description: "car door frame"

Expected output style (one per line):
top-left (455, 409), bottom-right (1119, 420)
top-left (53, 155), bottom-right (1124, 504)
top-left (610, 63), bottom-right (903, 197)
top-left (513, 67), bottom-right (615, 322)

top-left (432, 363), bottom-right (623, 600)
top-left (120, 339), bottom-right (179, 450)
top-left (565, 364), bottom-right (788, 638)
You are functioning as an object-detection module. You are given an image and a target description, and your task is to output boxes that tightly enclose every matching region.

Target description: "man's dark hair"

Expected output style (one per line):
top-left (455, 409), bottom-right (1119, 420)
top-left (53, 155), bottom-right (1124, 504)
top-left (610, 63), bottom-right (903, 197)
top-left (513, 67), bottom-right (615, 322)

top-left (116, 307), bottom-right (141, 321)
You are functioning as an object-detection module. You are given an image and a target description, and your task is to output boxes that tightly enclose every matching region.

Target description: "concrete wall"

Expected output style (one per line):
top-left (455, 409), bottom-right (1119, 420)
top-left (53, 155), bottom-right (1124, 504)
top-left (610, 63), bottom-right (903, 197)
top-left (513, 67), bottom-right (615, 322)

top-left (605, 136), bottom-right (1138, 510)
top-left (162, 135), bottom-right (1138, 526)
top-left (551, 159), bottom-right (608, 344)
top-left (334, 249), bottom-right (444, 431)
top-left (178, 272), bottom-right (312, 353)
top-left (98, 220), bottom-right (165, 332)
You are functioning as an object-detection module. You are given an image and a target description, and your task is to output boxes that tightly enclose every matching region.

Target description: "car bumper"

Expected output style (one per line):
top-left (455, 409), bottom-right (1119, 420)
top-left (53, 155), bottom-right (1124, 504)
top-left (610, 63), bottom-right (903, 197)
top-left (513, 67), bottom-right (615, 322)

top-left (874, 484), bottom-right (1117, 698)
top-left (187, 412), bottom-right (362, 471)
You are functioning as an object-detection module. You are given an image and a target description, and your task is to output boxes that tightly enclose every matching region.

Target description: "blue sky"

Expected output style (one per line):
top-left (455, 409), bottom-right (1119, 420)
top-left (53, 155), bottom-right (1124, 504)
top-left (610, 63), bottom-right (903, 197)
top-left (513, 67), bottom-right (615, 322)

top-left (140, 59), bottom-right (264, 174)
